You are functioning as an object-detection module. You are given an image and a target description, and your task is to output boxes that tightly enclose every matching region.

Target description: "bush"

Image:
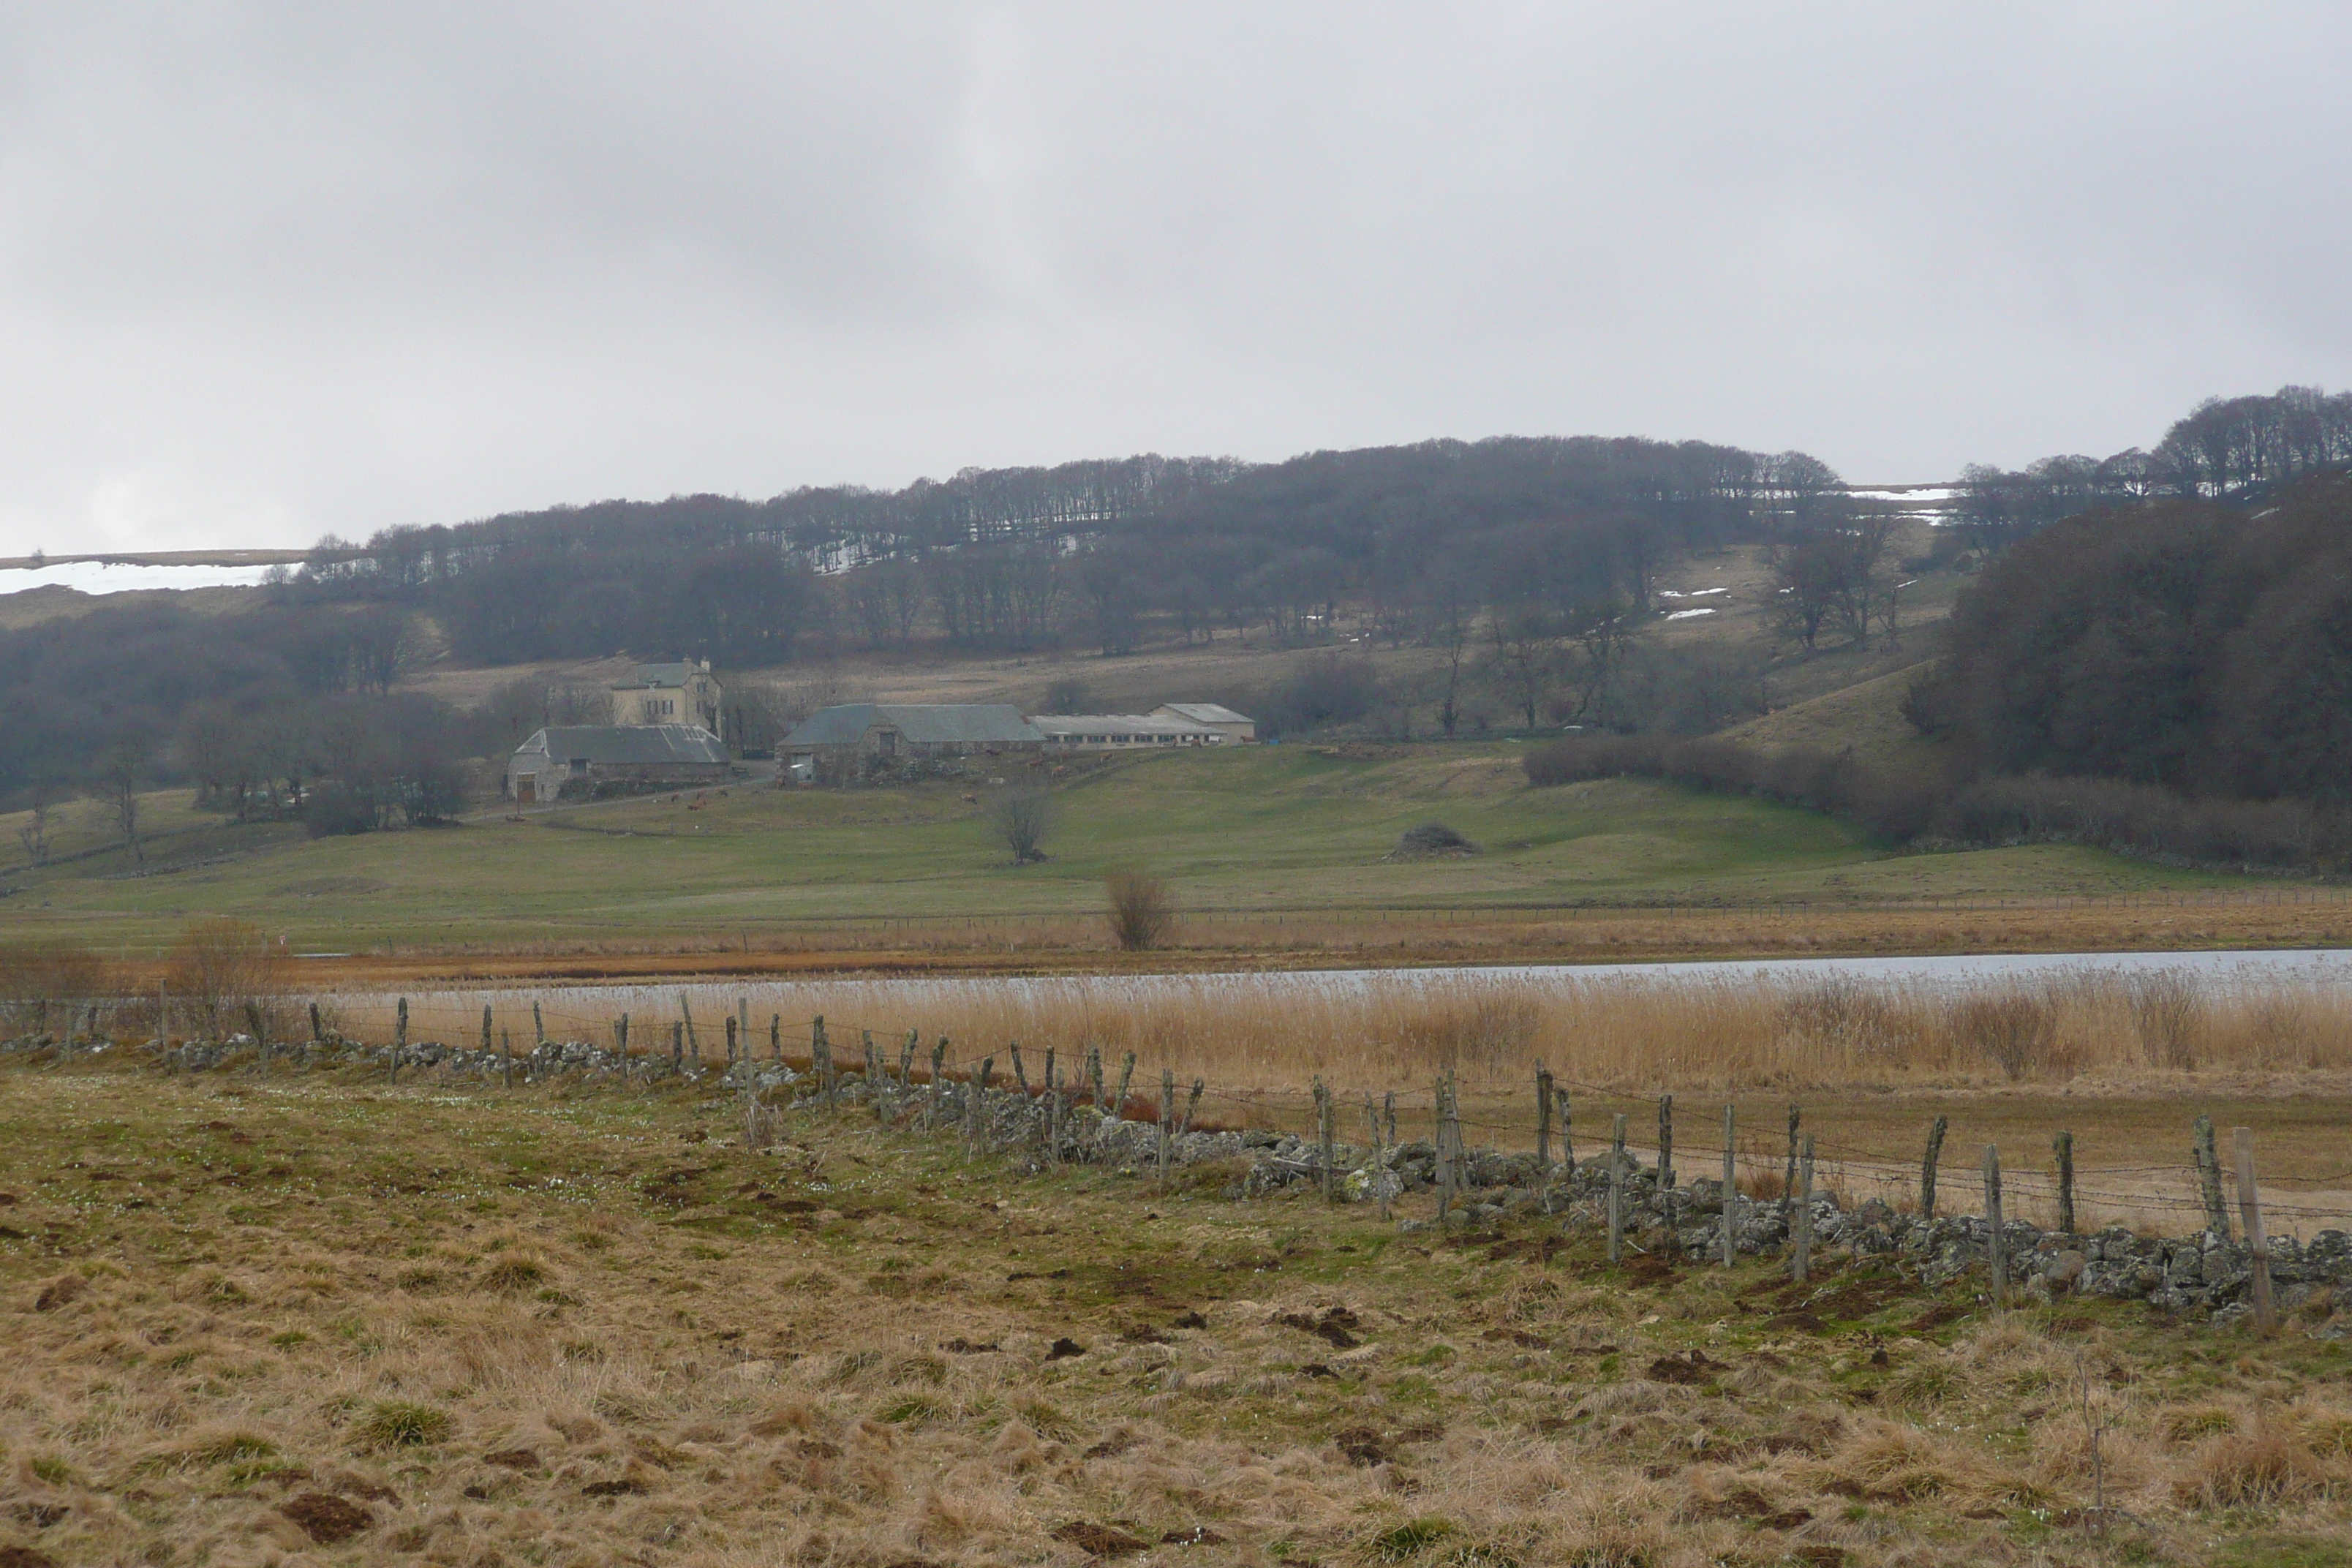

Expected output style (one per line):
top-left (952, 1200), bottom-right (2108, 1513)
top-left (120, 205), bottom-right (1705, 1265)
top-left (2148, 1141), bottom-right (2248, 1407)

top-left (986, 786), bottom-right (1054, 865)
top-left (1392, 821), bottom-right (1479, 858)
top-left (0, 940), bottom-right (113, 1036)
top-left (1260, 655), bottom-right (1381, 738)
top-left (163, 919), bottom-right (293, 1040)
top-left (357, 1400), bottom-right (451, 1449)
top-left (1105, 870), bottom-right (1177, 951)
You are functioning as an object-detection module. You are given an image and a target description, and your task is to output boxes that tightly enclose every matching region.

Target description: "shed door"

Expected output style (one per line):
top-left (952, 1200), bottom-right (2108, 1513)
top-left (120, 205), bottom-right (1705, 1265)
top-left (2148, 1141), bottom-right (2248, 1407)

top-left (516, 775), bottom-right (537, 804)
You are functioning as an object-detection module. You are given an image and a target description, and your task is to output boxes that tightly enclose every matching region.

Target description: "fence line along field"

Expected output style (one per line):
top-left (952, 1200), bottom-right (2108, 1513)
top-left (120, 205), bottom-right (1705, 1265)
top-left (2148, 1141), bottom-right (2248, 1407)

top-left (9, 1027), bottom-right (2352, 1565)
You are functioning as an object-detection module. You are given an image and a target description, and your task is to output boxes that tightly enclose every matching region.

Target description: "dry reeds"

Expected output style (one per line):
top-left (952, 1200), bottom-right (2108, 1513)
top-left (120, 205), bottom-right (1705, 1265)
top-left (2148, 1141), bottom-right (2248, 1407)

top-left (164, 918), bottom-right (293, 1039)
top-left (325, 965), bottom-right (2352, 1094)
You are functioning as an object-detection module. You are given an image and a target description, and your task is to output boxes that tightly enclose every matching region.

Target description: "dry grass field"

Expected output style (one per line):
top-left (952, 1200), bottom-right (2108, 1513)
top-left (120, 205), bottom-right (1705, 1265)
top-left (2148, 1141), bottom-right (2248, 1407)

top-left (7, 1058), bottom-right (2352, 1568)
top-left (311, 965), bottom-right (2352, 1238)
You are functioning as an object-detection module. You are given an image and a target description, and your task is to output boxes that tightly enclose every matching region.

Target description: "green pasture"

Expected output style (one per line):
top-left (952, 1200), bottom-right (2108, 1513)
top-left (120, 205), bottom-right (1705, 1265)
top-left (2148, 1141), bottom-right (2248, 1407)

top-left (0, 744), bottom-right (2228, 952)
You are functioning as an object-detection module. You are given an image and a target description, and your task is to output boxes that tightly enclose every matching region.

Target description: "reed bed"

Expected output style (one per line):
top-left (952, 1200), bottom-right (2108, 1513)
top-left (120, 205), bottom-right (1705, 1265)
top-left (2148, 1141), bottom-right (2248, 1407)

top-left (322, 966), bottom-right (2352, 1094)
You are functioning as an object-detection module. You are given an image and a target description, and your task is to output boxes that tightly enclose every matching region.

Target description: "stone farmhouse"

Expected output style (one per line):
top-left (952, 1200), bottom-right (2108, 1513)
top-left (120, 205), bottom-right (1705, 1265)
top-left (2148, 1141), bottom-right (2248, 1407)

top-left (504, 725), bottom-right (731, 803)
top-left (611, 659), bottom-right (724, 739)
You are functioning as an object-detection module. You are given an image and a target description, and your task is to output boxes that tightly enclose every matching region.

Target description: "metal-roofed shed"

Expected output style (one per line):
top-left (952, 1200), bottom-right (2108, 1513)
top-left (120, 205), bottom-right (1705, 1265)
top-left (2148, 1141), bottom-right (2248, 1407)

top-left (783, 704), bottom-right (1045, 768)
top-left (505, 724), bottom-right (733, 802)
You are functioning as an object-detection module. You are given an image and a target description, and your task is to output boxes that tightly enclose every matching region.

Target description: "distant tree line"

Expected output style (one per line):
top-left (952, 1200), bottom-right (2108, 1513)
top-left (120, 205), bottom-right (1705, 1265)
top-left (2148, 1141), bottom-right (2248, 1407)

top-left (1952, 385), bottom-right (2352, 551)
top-left (1911, 472), bottom-right (2352, 804)
top-left (0, 600), bottom-right (487, 845)
top-left (1529, 467), bottom-right (2352, 872)
top-left (289, 436), bottom-right (1846, 668)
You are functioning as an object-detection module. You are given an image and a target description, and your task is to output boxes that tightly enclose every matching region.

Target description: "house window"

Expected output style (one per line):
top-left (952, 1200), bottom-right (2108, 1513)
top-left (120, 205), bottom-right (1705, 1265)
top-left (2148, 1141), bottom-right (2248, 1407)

top-left (878, 730), bottom-right (897, 755)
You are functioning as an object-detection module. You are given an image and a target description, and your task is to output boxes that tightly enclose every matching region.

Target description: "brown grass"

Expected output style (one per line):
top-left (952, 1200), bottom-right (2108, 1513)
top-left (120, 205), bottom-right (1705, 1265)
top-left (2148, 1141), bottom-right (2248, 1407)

top-left (4, 1061), bottom-right (2352, 1565)
top-left (325, 966), bottom-right (2352, 1094)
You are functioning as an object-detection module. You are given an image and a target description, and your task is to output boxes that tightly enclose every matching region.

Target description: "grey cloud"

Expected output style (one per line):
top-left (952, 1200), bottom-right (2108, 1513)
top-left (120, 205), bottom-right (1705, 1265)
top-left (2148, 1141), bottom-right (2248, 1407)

top-left (0, 2), bottom-right (2345, 554)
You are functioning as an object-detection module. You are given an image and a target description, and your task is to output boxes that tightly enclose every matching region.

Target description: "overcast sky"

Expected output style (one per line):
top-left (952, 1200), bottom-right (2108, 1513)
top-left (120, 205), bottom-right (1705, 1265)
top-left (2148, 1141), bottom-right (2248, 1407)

top-left (1, 4), bottom-right (2347, 557)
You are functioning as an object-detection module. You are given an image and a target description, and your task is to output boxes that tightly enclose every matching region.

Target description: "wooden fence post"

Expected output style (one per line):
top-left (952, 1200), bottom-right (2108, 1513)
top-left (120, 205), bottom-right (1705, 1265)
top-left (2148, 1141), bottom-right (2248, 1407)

top-left (1784, 1103), bottom-right (1801, 1201)
top-left (481, 1005), bottom-right (492, 1060)
top-left (533, 1000), bottom-right (545, 1048)
top-left (618, 1013), bottom-right (630, 1077)
top-left (813, 1016), bottom-right (832, 1107)
top-left (1922, 1115), bottom-right (1948, 1220)
top-left (247, 1001), bottom-right (269, 1074)
top-left (502, 1027), bottom-right (513, 1088)
top-left (1010, 1042), bottom-right (1027, 1095)
top-left (928, 1038), bottom-right (948, 1131)
top-left (738, 998), bottom-right (749, 1056)
top-left (679, 995), bottom-right (698, 1066)
top-left (1722, 1103), bottom-right (1738, 1268)
top-left (1435, 1077), bottom-right (1456, 1224)
top-left (771, 1014), bottom-right (782, 1063)
top-left (1793, 1134), bottom-right (1815, 1282)
top-left (1384, 1090), bottom-right (1396, 1147)
top-left (1556, 1085), bottom-right (1573, 1169)
top-left (726, 1014), bottom-right (739, 1068)
top-left (1086, 1045), bottom-right (1104, 1109)
top-left (965, 1055), bottom-right (986, 1158)
top-left (1046, 1052), bottom-right (1061, 1167)
top-left (1180, 1078), bottom-right (1203, 1137)
top-left (902, 1030), bottom-right (919, 1086)
top-left (2194, 1115), bottom-right (2232, 1239)
top-left (1114, 1052), bottom-right (1136, 1119)
top-left (1984, 1144), bottom-right (2006, 1305)
top-left (1313, 1078), bottom-right (1331, 1201)
top-left (309, 1002), bottom-right (322, 1044)
top-left (671, 1022), bottom-right (683, 1071)
top-left (393, 997), bottom-right (405, 1083)
top-left (1657, 1093), bottom-right (1676, 1252)
top-left (1607, 1112), bottom-right (1627, 1264)
top-left (1535, 1064), bottom-right (1553, 1170)
top-left (2234, 1127), bottom-right (2276, 1332)
top-left (2054, 1130), bottom-right (2076, 1235)
top-left (865, 1031), bottom-right (883, 1119)
top-left (1158, 1069), bottom-right (1175, 1188)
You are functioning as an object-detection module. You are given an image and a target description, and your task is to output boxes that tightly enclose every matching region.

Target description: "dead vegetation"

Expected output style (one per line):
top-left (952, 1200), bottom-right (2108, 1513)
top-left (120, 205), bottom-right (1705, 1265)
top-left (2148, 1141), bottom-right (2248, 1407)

top-left (1, 1060), bottom-right (2350, 1566)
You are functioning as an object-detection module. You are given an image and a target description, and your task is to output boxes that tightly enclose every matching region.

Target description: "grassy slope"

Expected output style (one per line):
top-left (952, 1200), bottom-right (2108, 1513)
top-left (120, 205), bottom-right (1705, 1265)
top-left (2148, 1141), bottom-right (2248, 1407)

top-left (0, 745), bottom-right (2225, 952)
top-left (1, 1061), bottom-right (2347, 1568)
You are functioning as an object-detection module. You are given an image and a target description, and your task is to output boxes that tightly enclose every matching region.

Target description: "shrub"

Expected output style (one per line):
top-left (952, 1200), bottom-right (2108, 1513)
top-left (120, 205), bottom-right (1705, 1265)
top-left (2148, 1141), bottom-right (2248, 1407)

top-left (1953, 993), bottom-right (2055, 1080)
top-left (1105, 870), bottom-right (1177, 951)
top-left (358, 1400), bottom-right (451, 1449)
top-left (0, 939), bottom-right (113, 1035)
top-left (986, 786), bottom-right (1053, 865)
top-left (1393, 821), bottom-right (1479, 857)
top-left (1261, 655), bottom-right (1381, 738)
top-left (163, 919), bottom-right (293, 1040)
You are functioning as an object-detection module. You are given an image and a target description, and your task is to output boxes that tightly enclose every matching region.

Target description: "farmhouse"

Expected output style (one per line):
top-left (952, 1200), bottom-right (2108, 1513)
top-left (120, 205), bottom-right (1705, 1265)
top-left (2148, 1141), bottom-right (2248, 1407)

top-left (505, 724), bottom-right (732, 802)
top-left (611, 658), bottom-right (723, 739)
top-left (1151, 701), bottom-right (1256, 743)
top-left (1030, 713), bottom-right (1224, 750)
top-left (783, 704), bottom-right (1044, 772)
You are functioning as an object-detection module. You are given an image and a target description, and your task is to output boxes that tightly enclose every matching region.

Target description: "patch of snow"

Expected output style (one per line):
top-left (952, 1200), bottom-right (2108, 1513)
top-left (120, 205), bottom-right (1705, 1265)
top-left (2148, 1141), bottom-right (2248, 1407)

top-left (0, 560), bottom-right (282, 595)
top-left (1665, 607), bottom-right (1718, 621)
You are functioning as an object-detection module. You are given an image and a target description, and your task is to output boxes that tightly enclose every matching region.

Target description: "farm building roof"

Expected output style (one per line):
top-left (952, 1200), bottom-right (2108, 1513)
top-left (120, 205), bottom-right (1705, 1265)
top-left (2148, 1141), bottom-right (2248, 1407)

top-left (613, 659), bottom-right (704, 690)
top-left (1028, 713), bottom-right (1219, 741)
top-left (521, 725), bottom-right (729, 764)
top-left (1153, 701), bottom-right (1253, 725)
top-left (784, 704), bottom-right (1044, 747)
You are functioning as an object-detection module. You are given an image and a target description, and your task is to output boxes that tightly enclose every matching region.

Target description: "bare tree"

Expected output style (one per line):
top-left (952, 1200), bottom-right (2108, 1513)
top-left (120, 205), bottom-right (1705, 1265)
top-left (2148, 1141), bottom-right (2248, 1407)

top-left (985, 785), bottom-right (1054, 865)
top-left (96, 734), bottom-right (153, 864)
top-left (1485, 605), bottom-right (1560, 731)
top-left (1428, 582), bottom-right (1474, 739)
top-left (1105, 870), bottom-right (1177, 951)
top-left (15, 785), bottom-right (55, 866)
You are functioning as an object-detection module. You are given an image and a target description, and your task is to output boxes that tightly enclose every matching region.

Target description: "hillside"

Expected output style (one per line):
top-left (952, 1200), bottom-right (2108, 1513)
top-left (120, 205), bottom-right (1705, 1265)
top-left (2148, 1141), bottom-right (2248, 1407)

top-left (0, 744), bottom-right (2236, 957)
